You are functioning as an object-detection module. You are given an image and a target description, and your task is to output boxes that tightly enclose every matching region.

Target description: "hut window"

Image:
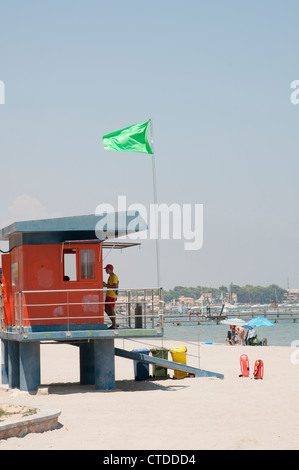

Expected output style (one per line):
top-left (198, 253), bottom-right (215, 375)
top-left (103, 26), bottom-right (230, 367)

top-left (80, 249), bottom-right (95, 280)
top-left (63, 249), bottom-right (77, 281)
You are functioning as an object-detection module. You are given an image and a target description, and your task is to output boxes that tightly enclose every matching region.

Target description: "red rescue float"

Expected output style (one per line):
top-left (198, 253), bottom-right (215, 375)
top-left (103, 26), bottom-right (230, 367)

top-left (254, 359), bottom-right (264, 379)
top-left (240, 354), bottom-right (250, 377)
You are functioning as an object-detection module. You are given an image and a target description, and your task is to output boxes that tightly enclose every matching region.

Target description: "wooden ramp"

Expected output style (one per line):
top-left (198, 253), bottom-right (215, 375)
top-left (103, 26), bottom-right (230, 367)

top-left (114, 348), bottom-right (224, 380)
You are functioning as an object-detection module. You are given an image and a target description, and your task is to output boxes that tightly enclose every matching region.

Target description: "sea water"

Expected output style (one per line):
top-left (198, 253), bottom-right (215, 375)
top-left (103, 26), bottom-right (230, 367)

top-left (163, 321), bottom-right (299, 347)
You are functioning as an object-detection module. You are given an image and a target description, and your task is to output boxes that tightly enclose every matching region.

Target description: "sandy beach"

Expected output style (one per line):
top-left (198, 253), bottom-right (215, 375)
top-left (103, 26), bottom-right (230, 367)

top-left (0, 338), bottom-right (298, 450)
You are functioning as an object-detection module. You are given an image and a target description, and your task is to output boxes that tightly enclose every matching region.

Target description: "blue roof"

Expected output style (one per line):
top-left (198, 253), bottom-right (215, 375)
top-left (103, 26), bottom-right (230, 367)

top-left (0, 212), bottom-right (147, 247)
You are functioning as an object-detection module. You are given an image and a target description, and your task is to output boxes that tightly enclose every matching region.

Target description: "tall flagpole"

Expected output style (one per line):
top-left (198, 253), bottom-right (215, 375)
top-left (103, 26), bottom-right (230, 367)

top-left (149, 118), bottom-right (161, 289)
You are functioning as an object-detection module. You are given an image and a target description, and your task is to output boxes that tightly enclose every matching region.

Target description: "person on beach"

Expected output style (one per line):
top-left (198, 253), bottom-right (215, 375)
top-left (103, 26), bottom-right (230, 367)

top-left (103, 264), bottom-right (119, 329)
top-left (231, 325), bottom-right (236, 345)
top-left (227, 325), bottom-right (236, 345)
top-left (245, 328), bottom-right (257, 345)
top-left (236, 325), bottom-right (245, 345)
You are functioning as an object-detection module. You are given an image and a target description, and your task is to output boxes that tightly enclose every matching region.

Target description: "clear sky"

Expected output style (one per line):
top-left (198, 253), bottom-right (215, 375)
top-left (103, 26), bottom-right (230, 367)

top-left (0, 1), bottom-right (299, 291)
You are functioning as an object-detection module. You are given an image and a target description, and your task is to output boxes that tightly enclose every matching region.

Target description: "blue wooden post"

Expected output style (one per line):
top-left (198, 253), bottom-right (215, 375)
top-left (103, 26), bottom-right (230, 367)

top-left (80, 341), bottom-right (95, 385)
top-left (1, 339), bottom-right (8, 385)
top-left (8, 340), bottom-right (20, 389)
top-left (94, 339), bottom-right (115, 390)
top-left (19, 342), bottom-right (40, 392)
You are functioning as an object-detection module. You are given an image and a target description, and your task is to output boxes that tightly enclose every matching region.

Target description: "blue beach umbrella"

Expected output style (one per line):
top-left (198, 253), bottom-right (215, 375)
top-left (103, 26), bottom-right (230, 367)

top-left (246, 317), bottom-right (275, 327)
top-left (242, 324), bottom-right (254, 330)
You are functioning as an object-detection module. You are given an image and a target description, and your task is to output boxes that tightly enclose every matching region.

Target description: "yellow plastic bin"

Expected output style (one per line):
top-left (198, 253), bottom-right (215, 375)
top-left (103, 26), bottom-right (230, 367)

top-left (170, 346), bottom-right (187, 379)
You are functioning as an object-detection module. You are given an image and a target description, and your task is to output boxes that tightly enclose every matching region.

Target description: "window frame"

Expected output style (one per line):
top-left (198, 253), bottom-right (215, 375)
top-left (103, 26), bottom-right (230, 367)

top-left (62, 248), bottom-right (78, 282)
top-left (79, 248), bottom-right (96, 281)
top-left (61, 243), bottom-right (99, 283)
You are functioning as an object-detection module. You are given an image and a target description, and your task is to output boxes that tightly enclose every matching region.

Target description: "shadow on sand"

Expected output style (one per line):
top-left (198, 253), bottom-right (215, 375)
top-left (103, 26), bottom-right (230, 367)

top-left (42, 377), bottom-right (192, 395)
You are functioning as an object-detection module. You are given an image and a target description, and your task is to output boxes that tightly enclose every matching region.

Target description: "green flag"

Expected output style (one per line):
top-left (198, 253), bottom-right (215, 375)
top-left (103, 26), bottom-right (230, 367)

top-left (103, 120), bottom-right (153, 154)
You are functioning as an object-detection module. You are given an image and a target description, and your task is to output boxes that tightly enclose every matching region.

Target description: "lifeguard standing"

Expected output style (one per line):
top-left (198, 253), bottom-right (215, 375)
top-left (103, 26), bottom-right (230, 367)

top-left (103, 264), bottom-right (118, 329)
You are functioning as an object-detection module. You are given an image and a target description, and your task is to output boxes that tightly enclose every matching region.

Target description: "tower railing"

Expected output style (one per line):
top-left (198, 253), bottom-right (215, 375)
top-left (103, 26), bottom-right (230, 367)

top-left (8, 287), bottom-right (163, 334)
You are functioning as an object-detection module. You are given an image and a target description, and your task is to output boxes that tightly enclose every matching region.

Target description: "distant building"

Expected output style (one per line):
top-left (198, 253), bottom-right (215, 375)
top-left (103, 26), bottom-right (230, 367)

top-left (178, 296), bottom-right (195, 306)
top-left (197, 293), bottom-right (213, 304)
top-left (285, 289), bottom-right (299, 303)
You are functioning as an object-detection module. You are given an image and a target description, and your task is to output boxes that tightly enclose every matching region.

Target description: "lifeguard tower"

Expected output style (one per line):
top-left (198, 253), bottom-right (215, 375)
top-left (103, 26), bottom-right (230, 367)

top-left (0, 211), bottom-right (166, 391)
top-left (0, 211), bottom-right (224, 392)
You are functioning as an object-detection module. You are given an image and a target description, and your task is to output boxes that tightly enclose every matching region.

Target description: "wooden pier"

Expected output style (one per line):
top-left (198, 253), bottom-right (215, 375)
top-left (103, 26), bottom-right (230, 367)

top-left (163, 305), bottom-right (299, 325)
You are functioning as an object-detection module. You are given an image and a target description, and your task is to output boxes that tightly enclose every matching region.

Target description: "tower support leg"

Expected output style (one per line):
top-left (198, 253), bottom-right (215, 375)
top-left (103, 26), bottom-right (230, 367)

top-left (79, 341), bottom-right (95, 385)
top-left (1, 339), bottom-right (8, 385)
top-left (19, 341), bottom-right (41, 392)
top-left (8, 340), bottom-right (20, 389)
top-left (94, 339), bottom-right (115, 390)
